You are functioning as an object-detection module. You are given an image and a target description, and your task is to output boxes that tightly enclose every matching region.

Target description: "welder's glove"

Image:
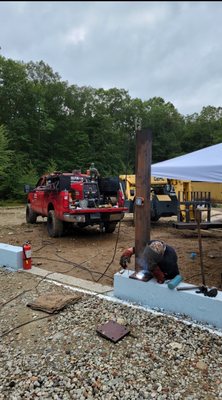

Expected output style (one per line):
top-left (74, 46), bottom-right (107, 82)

top-left (152, 265), bottom-right (166, 284)
top-left (120, 247), bottom-right (134, 269)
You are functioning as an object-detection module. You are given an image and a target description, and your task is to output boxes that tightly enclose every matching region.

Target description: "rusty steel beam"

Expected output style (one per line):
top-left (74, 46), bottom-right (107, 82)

top-left (135, 128), bottom-right (152, 272)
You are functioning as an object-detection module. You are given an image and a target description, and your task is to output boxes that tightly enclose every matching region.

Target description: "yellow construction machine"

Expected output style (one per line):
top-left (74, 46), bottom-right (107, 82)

top-left (119, 175), bottom-right (178, 221)
top-left (120, 175), bottom-right (222, 223)
top-left (191, 182), bottom-right (222, 204)
top-left (167, 179), bottom-right (195, 222)
top-left (171, 179), bottom-right (222, 223)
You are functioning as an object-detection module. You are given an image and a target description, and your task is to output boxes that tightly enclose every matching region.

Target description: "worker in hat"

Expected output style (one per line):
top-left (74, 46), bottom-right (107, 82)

top-left (119, 240), bottom-right (179, 283)
top-left (89, 162), bottom-right (100, 181)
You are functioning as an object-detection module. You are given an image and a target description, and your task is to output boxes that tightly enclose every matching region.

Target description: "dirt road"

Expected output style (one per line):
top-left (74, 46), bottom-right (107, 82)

top-left (0, 206), bottom-right (222, 288)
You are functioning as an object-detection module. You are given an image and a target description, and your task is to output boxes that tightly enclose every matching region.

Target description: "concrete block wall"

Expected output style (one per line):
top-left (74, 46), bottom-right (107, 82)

top-left (0, 243), bottom-right (23, 271)
top-left (114, 270), bottom-right (222, 329)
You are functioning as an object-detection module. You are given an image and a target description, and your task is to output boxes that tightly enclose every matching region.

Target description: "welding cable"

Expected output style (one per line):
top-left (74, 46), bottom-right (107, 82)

top-left (183, 270), bottom-right (220, 283)
top-left (37, 254), bottom-right (114, 280)
top-left (184, 272), bottom-right (204, 281)
top-left (88, 137), bottom-right (132, 285)
top-left (32, 255), bottom-right (113, 282)
top-left (1, 173), bottom-right (128, 308)
top-left (36, 232), bottom-right (121, 282)
top-left (60, 260), bottom-right (114, 281)
top-left (33, 237), bottom-right (115, 281)
top-left (34, 256), bottom-right (94, 280)
top-left (0, 264), bottom-right (90, 310)
top-left (34, 234), bottom-right (112, 278)
top-left (0, 258), bottom-right (112, 310)
top-left (0, 216), bottom-right (122, 309)
top-left (50, 256), bottom-right (103, 281)
top-left (0, 264), bottom-right (111, 311)
top-left (54, 259), bottom-right (98, 281)
top-left (70, 220), bottom-right (122, 285)
top-left (33, 240), bottom-right (56, 253)
top-left (95, 220), bottom-right (122, 283)
top-left (32, 260), bottom-right (110, 294)
top-left (55, 251), bottom-right (101, 272)
top-left (0, 274), bottom-right (54, 310)
top-left (0, 250), bottom-right (124, 339)
top-left (94, 125), bottom-right (135, 283)
top-left (0, 314), bottom-right (55, 339)
top-left (0, 288), bottom-right (33, 308)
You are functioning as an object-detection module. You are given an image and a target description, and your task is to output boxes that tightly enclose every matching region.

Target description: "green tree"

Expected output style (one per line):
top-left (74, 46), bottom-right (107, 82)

top-left (0, 56), bottom-right (35, 154)
top-left (182, 106), bottom-right (222, 154)
top-left (0, 125), bottom-right (13, 198)
top-left (18, 161), bottom-right (39, 200)
top-left (1, 155), bottom-right (38, 200)
top-left (45, 159), bottom-right (58, 174)
top-left (2, 54), bottom-right (221, 200)
top-left (141, 97), bottom-right (184, 162)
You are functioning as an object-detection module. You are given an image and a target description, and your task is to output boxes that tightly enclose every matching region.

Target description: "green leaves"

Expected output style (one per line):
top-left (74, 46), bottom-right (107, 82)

top-left (181, 106), bottom-right (222, 154)
top-left (0, 55), bottom-right (221, 201)
top-left (0, 125), bottom-right (12, 177)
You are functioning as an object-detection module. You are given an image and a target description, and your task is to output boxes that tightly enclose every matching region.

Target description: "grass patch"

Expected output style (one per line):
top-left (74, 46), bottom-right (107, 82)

top-left (0, 200), bottom-right (25, 207)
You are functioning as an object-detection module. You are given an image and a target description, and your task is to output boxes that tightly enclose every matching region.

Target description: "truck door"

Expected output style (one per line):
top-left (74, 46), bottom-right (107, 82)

top-left (41, 178), bottom-right (57, 216)
top-left (31, 177), bottom-right (46, 214)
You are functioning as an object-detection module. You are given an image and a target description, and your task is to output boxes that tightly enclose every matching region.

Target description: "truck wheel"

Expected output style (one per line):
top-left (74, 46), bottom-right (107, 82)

top-left (104, 222), bottom-right (117, 233)
top-left (26, 204), bottom-right (37, 224)
top-left (151, 214), bottom-right (160, 222)
top-left (47, 210), bottom-right (64, 237)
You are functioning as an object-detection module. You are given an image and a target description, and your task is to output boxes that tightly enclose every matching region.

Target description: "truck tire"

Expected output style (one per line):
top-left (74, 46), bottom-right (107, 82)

top-left (26, 204), bottom-right (37, 224)
top-left (151, 214), bottom-right (160, 222)
top-left (47, 210), bottom-right (64, 237)
top-left (104, 222), bottom-right (117, 233)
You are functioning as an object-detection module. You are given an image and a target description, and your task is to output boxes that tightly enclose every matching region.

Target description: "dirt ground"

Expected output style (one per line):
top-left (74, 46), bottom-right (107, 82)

top-left (0, 206), bottom-right (222, 289)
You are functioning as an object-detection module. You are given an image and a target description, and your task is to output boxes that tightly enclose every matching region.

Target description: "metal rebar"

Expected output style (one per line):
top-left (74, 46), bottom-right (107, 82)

top-left (196, 209), bottom-right (206, 286)
top-left (177, 286), bottom-right (201, 291)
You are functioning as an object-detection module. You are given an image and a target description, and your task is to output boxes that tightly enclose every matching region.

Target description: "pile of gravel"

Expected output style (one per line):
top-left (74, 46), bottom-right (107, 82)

top-left (0, 269), bottom-right (222, 399)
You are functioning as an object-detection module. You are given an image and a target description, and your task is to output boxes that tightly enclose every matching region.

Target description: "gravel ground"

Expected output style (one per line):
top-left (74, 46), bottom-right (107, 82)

top-left (1, 269), bottom-right (222, 400)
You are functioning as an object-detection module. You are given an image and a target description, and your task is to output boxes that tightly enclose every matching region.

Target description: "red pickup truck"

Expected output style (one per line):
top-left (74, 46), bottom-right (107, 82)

top-left (25, 171), bottom-right (126, 237)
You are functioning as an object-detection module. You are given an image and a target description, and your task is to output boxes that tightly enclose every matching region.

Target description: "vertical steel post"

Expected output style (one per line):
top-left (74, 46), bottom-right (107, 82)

top-left (195, 209), bottom-right (206, 286)
top-left (135, 128), bottom-right (152, 272)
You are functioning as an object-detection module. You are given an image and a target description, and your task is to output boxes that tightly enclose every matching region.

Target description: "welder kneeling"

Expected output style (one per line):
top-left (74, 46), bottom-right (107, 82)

top-left (120, 240), bottom-right (179, 284)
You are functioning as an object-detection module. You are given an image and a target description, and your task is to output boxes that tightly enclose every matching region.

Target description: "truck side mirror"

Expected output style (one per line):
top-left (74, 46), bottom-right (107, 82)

top-left (24, 184), bottom-right (33, 193)
top-left (130, 189), bottom-right (135, 196)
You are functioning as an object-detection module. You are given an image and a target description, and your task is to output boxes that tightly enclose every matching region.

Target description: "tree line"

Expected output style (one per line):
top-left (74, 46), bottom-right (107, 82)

top-left (0, 55), bottom-right (222, 200)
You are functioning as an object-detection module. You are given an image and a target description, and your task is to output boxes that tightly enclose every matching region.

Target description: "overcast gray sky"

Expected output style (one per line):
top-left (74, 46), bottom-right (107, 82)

top-left (1, 1), bottom-right (222, 115)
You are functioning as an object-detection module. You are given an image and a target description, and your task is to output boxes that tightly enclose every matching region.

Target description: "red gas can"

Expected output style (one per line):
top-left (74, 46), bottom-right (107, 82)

top-left (23, 241), bottom-right (32, 270)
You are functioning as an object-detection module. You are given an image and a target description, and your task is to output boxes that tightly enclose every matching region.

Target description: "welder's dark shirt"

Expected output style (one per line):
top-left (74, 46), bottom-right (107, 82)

top-left (148, 240), bottom-right (179, 279)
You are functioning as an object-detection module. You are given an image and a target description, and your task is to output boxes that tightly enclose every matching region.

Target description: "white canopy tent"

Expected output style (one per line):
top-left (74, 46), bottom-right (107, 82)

top-left (151, 143), bottom-right (222, 183)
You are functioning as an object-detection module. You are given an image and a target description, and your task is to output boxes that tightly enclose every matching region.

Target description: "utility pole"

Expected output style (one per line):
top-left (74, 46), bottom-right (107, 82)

top-left (134, 128), bottom-right (152, 272)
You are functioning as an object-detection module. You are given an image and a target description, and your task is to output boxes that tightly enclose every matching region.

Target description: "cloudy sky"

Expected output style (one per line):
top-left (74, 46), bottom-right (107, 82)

top-left (0, 1), bottom-right (222, 115)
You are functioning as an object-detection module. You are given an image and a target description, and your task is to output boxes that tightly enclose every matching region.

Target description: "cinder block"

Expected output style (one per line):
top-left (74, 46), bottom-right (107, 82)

top-left (114, 270), bottom-right (222, 329)
top-left (0, 243), bottom-right (23, 271)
